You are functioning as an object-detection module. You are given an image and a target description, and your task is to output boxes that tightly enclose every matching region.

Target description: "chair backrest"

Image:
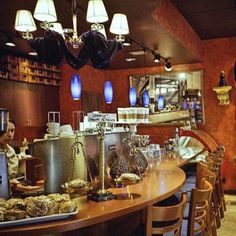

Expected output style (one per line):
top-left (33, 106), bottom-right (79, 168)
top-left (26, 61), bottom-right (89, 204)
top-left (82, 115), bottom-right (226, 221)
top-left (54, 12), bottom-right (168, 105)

top-left (146, 192), bottom-right (187, 236)
top-left (196, 162), bottom-right (216, 189)
top-left (187, 180), bottom-right (213, 236)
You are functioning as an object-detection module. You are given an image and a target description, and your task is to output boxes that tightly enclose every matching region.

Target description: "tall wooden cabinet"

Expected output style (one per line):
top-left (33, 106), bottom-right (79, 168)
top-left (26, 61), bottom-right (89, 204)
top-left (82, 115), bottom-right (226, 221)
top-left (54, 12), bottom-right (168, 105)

top-left (0, 76), bottom-right (59, 127)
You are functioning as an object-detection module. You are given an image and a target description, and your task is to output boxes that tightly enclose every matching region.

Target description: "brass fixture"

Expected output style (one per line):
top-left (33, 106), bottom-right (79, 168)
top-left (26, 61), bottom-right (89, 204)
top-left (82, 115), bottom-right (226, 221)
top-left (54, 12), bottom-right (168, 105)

top-left (212, 86), bottom-right (232, 105)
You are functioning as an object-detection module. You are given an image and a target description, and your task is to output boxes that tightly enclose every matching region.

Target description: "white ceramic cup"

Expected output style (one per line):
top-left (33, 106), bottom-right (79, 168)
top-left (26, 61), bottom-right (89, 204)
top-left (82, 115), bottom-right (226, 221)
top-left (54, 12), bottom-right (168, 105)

top-left (47, 122), bottom-right (60, 135)
top-left (59, 124), bottom-right (73, 134)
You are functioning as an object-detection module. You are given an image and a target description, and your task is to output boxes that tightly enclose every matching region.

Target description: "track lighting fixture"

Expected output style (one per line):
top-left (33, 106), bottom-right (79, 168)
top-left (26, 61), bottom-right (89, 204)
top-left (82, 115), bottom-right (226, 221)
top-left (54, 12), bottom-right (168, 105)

top-left (165, 60), bottom-right (172, 72)
top-left (128, 38), bottom-right (173, 70)
top-left (153, 53), bottom-right (160, 63)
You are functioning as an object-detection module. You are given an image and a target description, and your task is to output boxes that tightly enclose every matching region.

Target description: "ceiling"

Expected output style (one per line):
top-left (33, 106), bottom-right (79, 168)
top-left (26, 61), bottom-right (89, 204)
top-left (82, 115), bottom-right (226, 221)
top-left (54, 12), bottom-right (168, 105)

top-left (0, 0), bottom-right (235, 70)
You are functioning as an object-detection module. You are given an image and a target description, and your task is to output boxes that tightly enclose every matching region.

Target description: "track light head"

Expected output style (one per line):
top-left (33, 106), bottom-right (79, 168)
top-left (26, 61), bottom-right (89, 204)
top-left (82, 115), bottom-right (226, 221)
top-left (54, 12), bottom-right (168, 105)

top-left (153, 53), bottom-right (160, 63)
top-left (165, 61), bottom-right (172, 71)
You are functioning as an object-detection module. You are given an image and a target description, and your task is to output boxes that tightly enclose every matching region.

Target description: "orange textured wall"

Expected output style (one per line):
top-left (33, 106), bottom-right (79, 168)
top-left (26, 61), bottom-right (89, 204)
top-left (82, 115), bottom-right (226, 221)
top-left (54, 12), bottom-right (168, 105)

top-left (201, 38), bottom-right (236, 190)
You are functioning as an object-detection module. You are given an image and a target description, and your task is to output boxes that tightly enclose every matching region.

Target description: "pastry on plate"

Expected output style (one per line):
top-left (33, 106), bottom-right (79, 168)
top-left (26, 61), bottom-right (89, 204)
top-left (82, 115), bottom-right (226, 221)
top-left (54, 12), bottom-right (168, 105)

top-left (59, 200), bottom-right (77, 213)
top-left (4, 209), bottom-right (27, 221)
top-left (117, 173), bottom-right (141, 182)
top-left (67, 179), bottom-right (86, 189)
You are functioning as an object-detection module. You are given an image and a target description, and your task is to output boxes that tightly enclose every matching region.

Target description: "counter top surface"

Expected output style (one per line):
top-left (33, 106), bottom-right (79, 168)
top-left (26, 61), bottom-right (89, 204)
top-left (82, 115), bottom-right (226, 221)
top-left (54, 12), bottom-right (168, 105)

top-left (0, 147), bottom-right (203, 236)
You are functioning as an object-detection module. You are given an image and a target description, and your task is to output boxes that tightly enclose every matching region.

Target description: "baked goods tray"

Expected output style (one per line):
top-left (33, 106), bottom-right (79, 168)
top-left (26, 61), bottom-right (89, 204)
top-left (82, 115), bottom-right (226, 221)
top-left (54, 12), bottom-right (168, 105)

top-left (0, 210), bottom-right (78, 228)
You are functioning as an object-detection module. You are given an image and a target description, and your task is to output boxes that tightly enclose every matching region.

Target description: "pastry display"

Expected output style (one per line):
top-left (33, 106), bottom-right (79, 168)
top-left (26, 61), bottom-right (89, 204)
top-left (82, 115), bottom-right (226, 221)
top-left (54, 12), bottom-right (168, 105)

top-left (0, 193), bottom-right (78, 223)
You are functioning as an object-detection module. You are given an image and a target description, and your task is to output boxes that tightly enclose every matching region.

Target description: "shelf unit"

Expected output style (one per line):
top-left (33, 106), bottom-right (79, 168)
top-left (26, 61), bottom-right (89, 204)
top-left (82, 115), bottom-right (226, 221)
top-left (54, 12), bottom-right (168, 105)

top-left (0, 55), bottom-right (61, 86)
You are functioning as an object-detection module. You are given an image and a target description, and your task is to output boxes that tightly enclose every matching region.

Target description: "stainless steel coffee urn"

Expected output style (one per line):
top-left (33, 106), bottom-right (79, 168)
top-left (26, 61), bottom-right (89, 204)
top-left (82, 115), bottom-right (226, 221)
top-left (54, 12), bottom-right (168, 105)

top-left (29, 136), bottom-right (87, 194)
top-left (0, 108), bottom-right (10, 199)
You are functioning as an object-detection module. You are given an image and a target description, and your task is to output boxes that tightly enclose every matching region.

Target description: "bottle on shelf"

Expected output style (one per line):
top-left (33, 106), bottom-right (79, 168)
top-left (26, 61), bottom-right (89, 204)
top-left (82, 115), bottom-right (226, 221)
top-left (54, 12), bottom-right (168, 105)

top-left (219, 70), bottom-right (227, 87)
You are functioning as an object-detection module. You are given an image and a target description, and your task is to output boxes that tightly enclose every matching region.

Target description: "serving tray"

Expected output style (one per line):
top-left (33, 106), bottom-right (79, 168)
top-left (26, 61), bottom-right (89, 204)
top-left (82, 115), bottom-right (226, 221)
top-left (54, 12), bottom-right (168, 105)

top-left (0, 210), bottom-right (78, 228)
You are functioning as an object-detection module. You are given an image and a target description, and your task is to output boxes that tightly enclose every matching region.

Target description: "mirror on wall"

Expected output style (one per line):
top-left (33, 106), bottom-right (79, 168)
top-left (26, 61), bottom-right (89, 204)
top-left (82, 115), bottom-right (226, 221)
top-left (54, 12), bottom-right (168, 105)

top-left (129, 69), bottom-right (204, 124)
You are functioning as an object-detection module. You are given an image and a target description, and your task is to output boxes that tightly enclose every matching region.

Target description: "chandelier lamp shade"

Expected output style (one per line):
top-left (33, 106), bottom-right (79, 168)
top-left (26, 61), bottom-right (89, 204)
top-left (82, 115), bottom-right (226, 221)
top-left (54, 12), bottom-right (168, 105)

top-left (15, 10), bottom-right (37, 39)
top-left (110, 13), bottom-right (129, 42)
top-left (71, 74), bottom-right (81, 100)
top-left (86, 0), bottom-right (108, 30)
top-left (104, 80), bottom-right (113, 104)
top-left (142, 90), bottom-right (149, 107)
top-left (129, 87), bottom-right (137, 107)
top-left (33, 0), bottom-right (57, 23)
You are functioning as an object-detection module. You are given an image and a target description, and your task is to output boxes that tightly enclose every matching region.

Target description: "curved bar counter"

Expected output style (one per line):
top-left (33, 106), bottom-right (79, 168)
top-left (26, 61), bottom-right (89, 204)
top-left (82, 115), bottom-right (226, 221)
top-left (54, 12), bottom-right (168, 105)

top-left (0, 147), bottom-right (203, 236)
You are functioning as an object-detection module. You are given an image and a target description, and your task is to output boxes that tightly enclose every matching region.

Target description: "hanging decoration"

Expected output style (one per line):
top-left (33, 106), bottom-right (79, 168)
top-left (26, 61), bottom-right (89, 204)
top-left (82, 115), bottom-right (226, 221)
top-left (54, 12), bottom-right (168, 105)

top-left (142, 90), bottom-right (149, 107)
top-left (71, 74), bottom-right (81, 100)
top-left (104, 80), bottom-right (113, 104)
top-left (129, 87), bottom-right (137, 106)
top-left (157, 95), bottom-right (165, 110)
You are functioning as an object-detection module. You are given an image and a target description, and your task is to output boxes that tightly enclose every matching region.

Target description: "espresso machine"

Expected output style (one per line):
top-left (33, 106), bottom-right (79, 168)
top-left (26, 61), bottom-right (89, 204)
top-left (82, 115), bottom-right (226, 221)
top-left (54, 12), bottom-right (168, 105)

top-left (0, 108), bottom-right (10, 199)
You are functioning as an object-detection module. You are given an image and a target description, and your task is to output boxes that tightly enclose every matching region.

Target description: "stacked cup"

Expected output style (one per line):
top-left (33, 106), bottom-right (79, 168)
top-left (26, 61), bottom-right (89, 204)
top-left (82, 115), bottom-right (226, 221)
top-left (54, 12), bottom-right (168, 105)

top-left (47, 122), bottom-right (60, 136)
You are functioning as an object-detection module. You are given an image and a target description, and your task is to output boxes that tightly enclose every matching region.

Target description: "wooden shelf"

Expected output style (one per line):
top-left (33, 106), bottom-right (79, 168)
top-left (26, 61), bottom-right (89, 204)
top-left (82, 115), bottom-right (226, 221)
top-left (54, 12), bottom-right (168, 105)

top-left (0, 54), bottom-right (61, 86)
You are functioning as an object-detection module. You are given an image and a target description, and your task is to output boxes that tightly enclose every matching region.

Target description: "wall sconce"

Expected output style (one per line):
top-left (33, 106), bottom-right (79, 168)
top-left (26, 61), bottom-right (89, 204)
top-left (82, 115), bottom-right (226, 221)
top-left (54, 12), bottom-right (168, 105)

top-left (110, 13), bottom-right (129, 42)
top-left (104, 80), bottom-right (113, 104)
top-left (129, 87), bottom-right (137, 107)
top-left (71, 74), bottom-right (81, 100)
top-left (157, 95), bottom-right (165, 110)
top-left (142, 90), bottom-right (149, 107)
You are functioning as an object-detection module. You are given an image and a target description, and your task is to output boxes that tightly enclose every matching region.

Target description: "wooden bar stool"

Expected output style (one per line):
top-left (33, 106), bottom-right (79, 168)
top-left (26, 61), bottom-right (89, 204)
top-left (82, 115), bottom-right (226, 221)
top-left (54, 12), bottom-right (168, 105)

top-left (207, 150), bottom-right (226, 219)
top-left (146, 192), bottom-right (187, 236)
top-left (183, 179), bottom-right (213, 236)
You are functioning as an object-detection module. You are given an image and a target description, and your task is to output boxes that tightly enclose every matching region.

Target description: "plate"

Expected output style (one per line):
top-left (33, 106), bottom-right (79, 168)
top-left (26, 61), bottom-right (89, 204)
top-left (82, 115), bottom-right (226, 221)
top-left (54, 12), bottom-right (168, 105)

top-left (0, 210), bottom-right (78, 228)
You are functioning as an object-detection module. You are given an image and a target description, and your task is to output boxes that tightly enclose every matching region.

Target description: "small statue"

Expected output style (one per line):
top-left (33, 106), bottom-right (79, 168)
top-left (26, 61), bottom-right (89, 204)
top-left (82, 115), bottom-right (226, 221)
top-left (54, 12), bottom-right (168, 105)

top-left (219, 70), bottom-right (227, 87)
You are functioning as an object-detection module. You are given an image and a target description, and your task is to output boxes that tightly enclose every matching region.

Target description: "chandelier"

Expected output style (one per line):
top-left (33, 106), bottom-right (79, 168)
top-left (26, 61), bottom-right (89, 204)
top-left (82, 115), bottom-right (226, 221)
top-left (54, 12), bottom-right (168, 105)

top-left (14, 0), bottom-right (129, 49)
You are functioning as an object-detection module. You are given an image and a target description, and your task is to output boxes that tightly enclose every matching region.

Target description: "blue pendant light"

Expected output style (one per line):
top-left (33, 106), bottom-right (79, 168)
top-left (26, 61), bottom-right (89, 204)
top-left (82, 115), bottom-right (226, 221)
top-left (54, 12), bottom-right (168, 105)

top-left (142, 90), bottom-right (149, 107)
top-left (157, 95), bottom-right (165, 110)
top-left (104, 80), bottom-right (113, 104)
top-left (129, 87), bottom-right (137, 106)
top-left (71, 74), bottom-right (81, 100)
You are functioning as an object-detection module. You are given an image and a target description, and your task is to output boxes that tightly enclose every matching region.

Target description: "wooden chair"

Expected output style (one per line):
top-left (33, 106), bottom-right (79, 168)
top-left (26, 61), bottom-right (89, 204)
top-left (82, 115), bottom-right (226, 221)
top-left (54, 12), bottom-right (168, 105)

top-left (146, 192), bottom-right (187, 236)
top-left (206, 149), bottom-right (226, 218)
top-left (185, 179), bottom-right (213, 236)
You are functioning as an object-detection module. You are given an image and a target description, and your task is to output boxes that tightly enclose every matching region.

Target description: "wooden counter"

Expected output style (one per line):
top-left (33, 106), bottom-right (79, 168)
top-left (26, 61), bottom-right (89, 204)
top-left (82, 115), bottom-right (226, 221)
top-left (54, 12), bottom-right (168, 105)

top-left (0, 147), bottom-right (203, 236)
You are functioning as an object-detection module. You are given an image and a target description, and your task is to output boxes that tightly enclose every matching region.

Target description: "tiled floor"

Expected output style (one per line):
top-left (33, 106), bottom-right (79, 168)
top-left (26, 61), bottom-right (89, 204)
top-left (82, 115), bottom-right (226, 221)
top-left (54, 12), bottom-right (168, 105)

top-left (217, 194), bottom-right (236, 236)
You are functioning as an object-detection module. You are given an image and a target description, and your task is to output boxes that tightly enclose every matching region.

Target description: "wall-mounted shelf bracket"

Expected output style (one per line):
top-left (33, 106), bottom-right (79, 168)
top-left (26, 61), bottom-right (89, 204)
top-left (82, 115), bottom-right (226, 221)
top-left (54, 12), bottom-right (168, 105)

top-left (212, 86), bottom-right (232, 105)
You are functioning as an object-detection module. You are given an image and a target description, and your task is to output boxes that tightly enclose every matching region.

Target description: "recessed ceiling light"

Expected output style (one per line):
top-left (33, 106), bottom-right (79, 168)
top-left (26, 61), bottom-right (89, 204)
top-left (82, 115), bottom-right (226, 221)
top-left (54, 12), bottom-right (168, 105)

top-left (129, 50), bottom-right (147, 56)
top-left (28, 52), bottom-right (38, 56)
top-left (126, 57), bottom-right (136, 62)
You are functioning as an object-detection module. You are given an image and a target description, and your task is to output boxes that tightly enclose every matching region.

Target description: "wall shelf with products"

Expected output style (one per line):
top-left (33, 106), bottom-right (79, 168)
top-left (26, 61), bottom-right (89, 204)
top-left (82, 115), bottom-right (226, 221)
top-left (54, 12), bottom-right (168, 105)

top-left (0, 54), bottom-right (61, 86)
